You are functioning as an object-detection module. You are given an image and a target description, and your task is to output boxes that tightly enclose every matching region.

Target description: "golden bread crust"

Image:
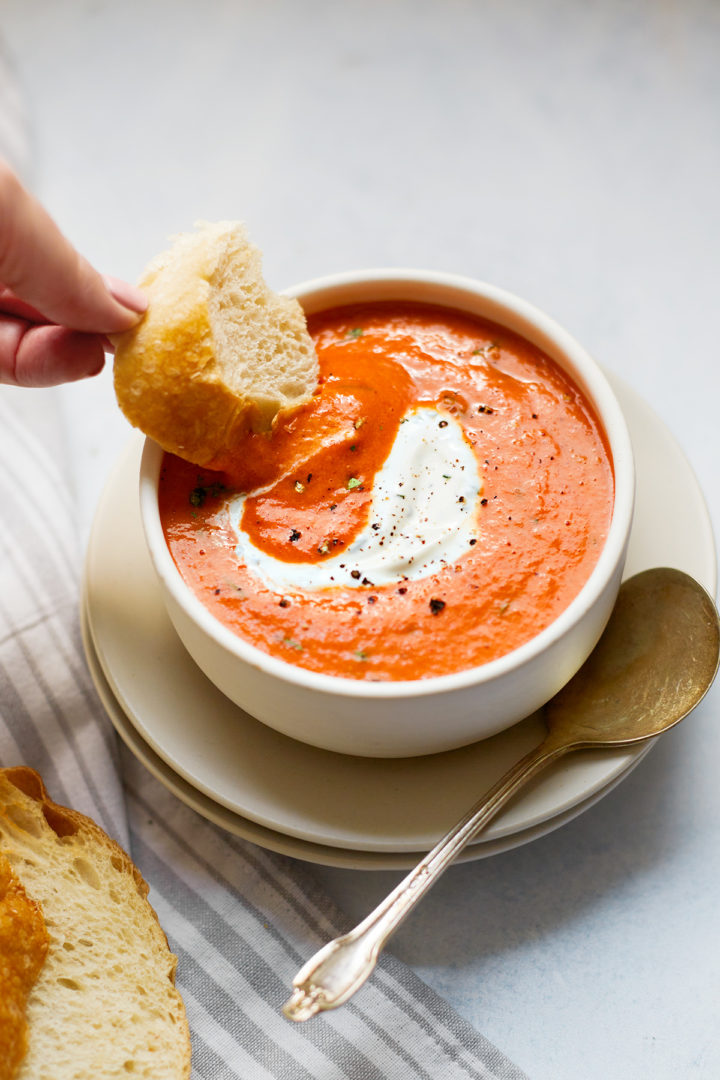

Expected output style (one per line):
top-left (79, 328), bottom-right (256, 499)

top-left (0, 852), bottom-right (48, 1080)
top-left (112, 221), bottom-right (318, 466)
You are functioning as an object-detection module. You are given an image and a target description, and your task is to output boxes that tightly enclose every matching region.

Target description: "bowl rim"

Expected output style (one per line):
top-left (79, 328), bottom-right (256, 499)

top-left (139, 267), bottom-right (635, 701)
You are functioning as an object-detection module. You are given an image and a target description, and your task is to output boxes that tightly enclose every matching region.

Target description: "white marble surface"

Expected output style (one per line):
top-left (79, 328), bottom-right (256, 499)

top-left (3, 2), bottom-right (719, 1077)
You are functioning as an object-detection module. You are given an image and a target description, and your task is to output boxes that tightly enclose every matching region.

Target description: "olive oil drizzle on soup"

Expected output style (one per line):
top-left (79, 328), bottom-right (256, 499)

top-left (159, 302), bottom-right (614, 681)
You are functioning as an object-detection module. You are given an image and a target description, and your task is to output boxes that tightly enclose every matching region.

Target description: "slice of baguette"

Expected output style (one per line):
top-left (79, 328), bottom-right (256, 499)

top-left (0, 767), bottom-right (191, 1080)
top-left (112, 220), bottom-right (319, 466)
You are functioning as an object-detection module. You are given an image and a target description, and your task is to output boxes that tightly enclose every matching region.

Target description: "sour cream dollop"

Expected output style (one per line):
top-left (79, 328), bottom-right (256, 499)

top-left (229, 405), bottom-right (483, 591)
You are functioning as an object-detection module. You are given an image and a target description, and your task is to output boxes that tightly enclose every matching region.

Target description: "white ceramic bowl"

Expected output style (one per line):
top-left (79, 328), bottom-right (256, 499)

top-left (139, 270), bottom-right (635, 757)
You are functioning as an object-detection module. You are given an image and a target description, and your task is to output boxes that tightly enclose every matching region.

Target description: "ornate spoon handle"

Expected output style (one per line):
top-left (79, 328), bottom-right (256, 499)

top-left (282, 565), bottom-right (720, 1020)
top-left (283, 738), bottom-right (564, 1021)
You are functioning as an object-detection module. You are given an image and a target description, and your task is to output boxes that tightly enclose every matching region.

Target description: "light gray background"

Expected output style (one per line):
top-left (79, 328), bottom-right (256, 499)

top-left (3, 3), bottom-right (719, 1078)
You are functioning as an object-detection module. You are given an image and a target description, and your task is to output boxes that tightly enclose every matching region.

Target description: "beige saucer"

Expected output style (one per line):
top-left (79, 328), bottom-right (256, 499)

top-left (83, 613), bottom-right (645, 868)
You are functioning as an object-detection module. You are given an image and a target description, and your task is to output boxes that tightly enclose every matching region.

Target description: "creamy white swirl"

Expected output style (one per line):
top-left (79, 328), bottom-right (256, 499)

top-left (228, 405), bottom-right (483, 591)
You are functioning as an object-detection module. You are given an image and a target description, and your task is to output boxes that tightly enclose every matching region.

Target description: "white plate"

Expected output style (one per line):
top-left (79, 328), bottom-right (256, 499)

top-left (81, 603), bottom-right (647, 869)
top-left (83, 376), bottom-right (716, 864)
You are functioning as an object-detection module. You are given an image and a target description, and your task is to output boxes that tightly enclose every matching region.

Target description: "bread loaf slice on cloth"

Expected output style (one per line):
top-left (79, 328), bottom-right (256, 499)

top-left (0, 767), bottom-right (191, 1079)
top-left (112, 220), bottom-right (319, 466)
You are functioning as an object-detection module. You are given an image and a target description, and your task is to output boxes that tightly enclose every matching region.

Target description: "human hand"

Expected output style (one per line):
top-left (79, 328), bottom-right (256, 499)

top-left (0, 161), bottom-right (147, 387)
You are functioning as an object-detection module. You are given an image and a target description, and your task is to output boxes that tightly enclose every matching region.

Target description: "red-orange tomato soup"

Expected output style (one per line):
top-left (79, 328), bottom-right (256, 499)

top-left (159, 302), bottom-right (614, 681)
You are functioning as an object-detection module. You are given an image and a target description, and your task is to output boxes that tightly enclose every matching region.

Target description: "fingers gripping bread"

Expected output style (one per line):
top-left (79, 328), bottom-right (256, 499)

top-left (112, 221), bottom-right (319, 466)
top-left (0, 768), bottom-right (191, 1079)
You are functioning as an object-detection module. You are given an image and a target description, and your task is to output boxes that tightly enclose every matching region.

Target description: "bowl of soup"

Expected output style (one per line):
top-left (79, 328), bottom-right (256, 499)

top-left (139, 270), bottom-right (634, 757)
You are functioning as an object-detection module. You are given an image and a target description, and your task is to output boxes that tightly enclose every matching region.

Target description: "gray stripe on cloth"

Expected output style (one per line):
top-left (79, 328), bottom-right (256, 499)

top-left (222, 832), bottom-right (349, 940)
top-left (0, 394), bottom-right (127, 833)
top-left (0, 464), bottom-right (123, 833)
top-left (171, 995), bottom-right (279, 1080)
top-left (0, 649), bottom-right (76, 803)
top-left (0, 630), bottom-right (120, 837)
top-left (0, 392), bottom-right (75, 517)
top-left (0, 438), bottom-right (78, 585)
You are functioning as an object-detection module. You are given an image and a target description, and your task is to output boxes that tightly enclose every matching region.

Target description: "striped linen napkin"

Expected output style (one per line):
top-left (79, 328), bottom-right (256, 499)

top-left (0, 392), bottom-right (528, 1080)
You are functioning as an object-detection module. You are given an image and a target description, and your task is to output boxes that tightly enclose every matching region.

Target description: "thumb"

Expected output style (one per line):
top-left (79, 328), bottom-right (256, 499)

top-left (0, 161), bottom-right (147, 333)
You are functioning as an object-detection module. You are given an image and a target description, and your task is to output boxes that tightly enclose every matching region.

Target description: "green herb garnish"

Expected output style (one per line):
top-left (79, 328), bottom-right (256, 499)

top-left (189, 479), bottom-right (227, 508)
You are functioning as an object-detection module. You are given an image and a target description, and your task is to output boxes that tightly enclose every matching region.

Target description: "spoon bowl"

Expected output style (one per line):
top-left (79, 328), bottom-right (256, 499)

top-left (284, 567), bottom-right (720, 1021)
top-left (545, 567), bottom-right (720, 749)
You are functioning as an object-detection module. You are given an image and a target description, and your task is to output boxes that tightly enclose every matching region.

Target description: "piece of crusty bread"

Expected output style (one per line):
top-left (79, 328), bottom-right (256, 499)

top-left (0, 767), bottom-right (191, 1079)
top-left (112, 220), bottom-right (318, 466)
top-left (0, 853), bottom-right (48, 1080)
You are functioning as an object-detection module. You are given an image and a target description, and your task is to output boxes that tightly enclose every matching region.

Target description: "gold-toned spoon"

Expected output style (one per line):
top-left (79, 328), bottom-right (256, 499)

top-left (283, 567), bottom-right (720, 1022)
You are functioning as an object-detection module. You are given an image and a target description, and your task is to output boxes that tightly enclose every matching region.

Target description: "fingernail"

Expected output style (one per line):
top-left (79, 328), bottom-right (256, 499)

top-left (103, 274), bottom-right (148, 314)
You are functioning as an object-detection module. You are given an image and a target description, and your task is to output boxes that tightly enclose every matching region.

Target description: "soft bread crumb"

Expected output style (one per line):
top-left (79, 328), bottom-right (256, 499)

top-left (0, 768), bottom-right (191, 1080)
top-left (112, 221), bottom-right (319, 466)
